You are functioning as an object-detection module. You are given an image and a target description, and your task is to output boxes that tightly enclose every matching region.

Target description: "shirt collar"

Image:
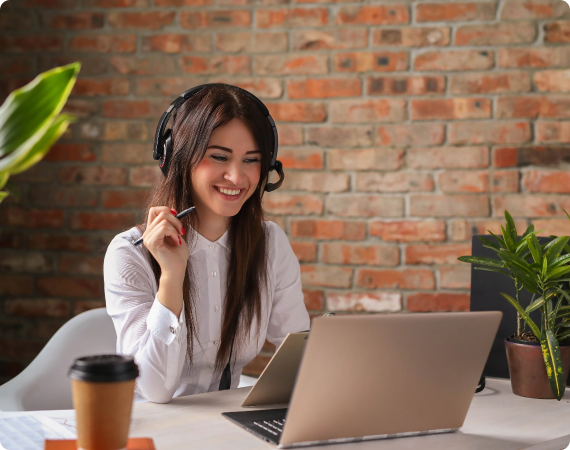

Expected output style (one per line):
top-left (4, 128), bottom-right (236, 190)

top-left (189, 227), bottom-right (230, 254)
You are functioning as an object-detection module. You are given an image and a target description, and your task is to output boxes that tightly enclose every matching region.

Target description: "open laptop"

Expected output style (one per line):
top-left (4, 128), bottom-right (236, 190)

top-left (223, 311), bottom-right (502, 448)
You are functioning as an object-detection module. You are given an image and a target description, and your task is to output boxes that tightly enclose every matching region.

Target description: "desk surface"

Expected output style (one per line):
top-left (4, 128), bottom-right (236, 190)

top-left (128, 378), bottom-right (570, 450)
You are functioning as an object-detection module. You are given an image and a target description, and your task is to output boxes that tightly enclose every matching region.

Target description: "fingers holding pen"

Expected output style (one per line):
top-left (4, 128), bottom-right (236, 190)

top-left (147, 207), bottom-right (185, 236)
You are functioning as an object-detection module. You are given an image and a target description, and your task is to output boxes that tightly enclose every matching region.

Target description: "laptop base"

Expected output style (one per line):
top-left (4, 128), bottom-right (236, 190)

top-left (222, 409), bottom-right (458, 448)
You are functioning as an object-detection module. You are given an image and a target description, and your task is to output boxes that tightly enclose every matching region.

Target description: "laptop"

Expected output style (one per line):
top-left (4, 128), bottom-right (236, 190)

top-left (223, 311), bottom-right (502, 448)
top-left (242, 332), bottom-right (308, 407)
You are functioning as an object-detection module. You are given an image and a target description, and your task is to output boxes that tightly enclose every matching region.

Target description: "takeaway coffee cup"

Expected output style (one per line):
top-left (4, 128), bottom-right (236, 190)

top-left (68, 354), bottom-right (139, 450)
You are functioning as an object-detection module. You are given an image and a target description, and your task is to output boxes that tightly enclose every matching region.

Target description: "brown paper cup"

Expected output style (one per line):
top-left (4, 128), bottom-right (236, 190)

top-left (69, 355), bottom-right (139, 450)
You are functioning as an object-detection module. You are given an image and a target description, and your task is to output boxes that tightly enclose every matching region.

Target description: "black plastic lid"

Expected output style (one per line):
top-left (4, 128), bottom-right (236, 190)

top-left (68, 354), bottom-right (139, 383)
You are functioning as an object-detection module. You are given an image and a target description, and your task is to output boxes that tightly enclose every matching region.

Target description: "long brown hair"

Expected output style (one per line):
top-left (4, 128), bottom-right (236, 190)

top-left (135, 84), bottom-right (271, 374)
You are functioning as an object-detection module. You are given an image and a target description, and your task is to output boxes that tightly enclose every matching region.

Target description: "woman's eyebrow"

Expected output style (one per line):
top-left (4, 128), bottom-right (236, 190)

top-left (207, 145), bottom-right (260, 154)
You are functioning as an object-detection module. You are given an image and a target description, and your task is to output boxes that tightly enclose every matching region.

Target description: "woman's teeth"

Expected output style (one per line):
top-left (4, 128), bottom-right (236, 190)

top-left (218, 187), bottom-right (240, 196)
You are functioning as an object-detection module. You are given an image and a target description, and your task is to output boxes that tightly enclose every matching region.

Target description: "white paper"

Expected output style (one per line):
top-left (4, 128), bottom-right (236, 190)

top-left (0, 412), bottom-right (76, 450)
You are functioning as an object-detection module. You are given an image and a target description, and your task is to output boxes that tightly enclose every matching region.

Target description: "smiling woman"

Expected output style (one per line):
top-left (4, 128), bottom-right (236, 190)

top-left (102, 83), bottom-right (309, 404)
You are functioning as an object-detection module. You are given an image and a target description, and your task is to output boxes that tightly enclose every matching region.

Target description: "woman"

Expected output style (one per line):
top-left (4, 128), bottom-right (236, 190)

top-left (103, 84), bottom-right (310, 403)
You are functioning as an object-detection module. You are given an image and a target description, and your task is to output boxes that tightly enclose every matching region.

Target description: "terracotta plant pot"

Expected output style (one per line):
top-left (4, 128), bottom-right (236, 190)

top-left (505, 337), bottom-right (570, 399)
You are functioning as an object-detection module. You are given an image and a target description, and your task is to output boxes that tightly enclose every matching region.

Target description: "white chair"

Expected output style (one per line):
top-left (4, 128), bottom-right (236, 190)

top-left (0, 308), bottom-right (116, 411)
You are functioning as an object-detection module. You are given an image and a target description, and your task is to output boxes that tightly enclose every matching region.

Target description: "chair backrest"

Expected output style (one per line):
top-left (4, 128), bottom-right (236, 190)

top-left (0, 308), bottom-right (117, 411)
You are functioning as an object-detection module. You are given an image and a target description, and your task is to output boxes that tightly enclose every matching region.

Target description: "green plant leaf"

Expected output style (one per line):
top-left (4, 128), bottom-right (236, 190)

top-left (558, 329), bottom-right (570, 341)
top-left (478, 236), bottom-right (501, 252)
top-left (474, 266), bottom-right (512, 277)
top-left (515, 238), bottom-right (529, 257)
top-left (521, 224), bottom-right (535, 240)
top-left (527, 233), bottom-right (543, 265)
top-left (505, 210), bottom-right (518, 244)
top-left (488, 230), bottom-right (506, 249)
top-left (526, 295), bottom-right (545, 313)
top-left (500, 292), bottom-right (541, 338)
top-left (546, 265), bottom-right (570, 281)
top-left (0, 190), bottom-right (8, 204)
top-left (457, 256), bottom-right (504, 267)
top-left (501, 224), bottom-right (516, 252)
top-left (0, 172), bottom-right (8, 191)
top-left (542, 256), bottom-right (548, 278)
top-left (0, 62), bottom-right (80, 161)
top-left (541, 330), bottom-right (565, 401)
top-left (545, 236), bottom-right (570, 265)
top-left (550, 254), bottom-right (570, 268)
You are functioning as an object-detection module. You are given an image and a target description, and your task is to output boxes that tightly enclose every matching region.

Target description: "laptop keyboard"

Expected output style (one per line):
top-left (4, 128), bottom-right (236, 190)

top-left (253, 419), bottom-right (285, 436)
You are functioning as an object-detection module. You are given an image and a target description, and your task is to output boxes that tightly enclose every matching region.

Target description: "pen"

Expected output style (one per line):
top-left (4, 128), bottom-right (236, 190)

top-left (133, 206), bottom-right (196, 246)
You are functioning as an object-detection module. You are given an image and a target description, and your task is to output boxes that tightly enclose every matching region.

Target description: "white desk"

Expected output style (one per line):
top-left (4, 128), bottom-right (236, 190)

top-left (126, 378), bottom-right (570, 450)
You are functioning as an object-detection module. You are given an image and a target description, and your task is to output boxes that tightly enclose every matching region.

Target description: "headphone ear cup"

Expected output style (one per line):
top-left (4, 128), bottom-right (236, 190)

top-left (159, 129), bottom-right (173, 177)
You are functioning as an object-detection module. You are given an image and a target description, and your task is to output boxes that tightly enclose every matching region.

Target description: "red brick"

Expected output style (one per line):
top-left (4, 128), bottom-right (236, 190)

top-left (334, 51), bottom-right (409, 73)
top-left (448, 218), bottom-right (528, 241)
top-left (456, 22), bottom-right (536, 46)
top-left (5, 299), bottom-right (70, 319)
top-left (357, 269), bottom-right (435, 290)
top-left (290, 220), bottom-right (365, 240)
top-left (367, 75), bottom-right (445, 96)
top-left (58, 166), bottom-right (126, 186)
top-left (23, 0), bottom-right (76, 7)
top-left (102, 100), bottom-right (151, 119)
top-left (408, 147), bottom-right (489, 169)
top-left (180, 10), bottom-right (250, 29)
top-left (256, 8), bottom-right (328, 28)
top-left (450, 72), bottom-right (531, 94)
top-left (0, 34), bottom-right (63, 52)
top-left (72, 78), bottom-right (129, 96)
top-left (142, 34), bottom-right (211, 53)
top-left (523, 170), bottom-right (570, 193)
top-left (280, 125), bottom-right (303, 146)
top-left (61, 98), bottom-right (99, 118)
top-left (267, 102), bottom-right (326, 123)
top-left (181, 55), bottom-right (250, 75)
top-left (327, 148), bottom-right (403, 171)
top-left (129, 166), bottom-right (161, 187)
top-left (376, 123), bottom-right (445, 146)
top-left (373, 27), bottom-right (450, 47)
top-left (306, 126), bottom-right (373, 147)
top-left (59, 255), bottom-right (105, 276)
top-left (537, 122), bottom-right (570, 143)
top-left (255, 54), bottom-right (329, 76)
top-left (290, 29), bottom-right (367, 51)
top-left (301, 265), bottom-right (353, 288)
top-left (0, 230), bottom-right (26, 250)
top-left (497, 96), bottom-right (570, 119)
top-left (43, 12), bottom-right (105, 29)
top-left (502, 1), bottom-right (570, 20)
top-left (80, 121), bottom-right (149, 141)
top-left (411, 98), bottom-right (490, 120)
top-left (44, 143), bottom-right (96, 162)
top-left (0, 56), bottom-right (34, 76)
top-left (449, 121), bottom-right (531, 144)
top-left (405, 243), bottom-right (472, 265)
top-left (69, 34), bottom-right (136, 53)
top-left (262, 193), bottom-right (323, 215)
top-left (535, 70), bottom-right (570, 92)
top-left (0, 275), bottom-right (34, 295)
top-left (279, 148), bottom-right (323, 170)
top-left (101, 190), bottom-right (148, 208)
top-left (440, 266), bottom-right (472, 289)
top-left (507, 147), bottom-right (570, 166)
top-left (287, 78), bottom-right (361, 99)
top-left (283, 172), bottom-right (349, 193)
top-left (291, 242), bottom-right (317, 262)
top-left (410, 195), bottom-right (490, 217)
top-left (83, 0), bottom-right (149, 6)
top-left (356, 172), bottom-right (434, 193)
top-left (73, 301), bottom-right (106, 316)
top-left (493, 195), bottom-right (570, 217)
top-left (330, 98), bottom-right (407, 123)
top-left (28, 233), bottom-right (91, 252)
top-left (326, 195), bottom-right (404, 218)
top-left (215, 31), bottom-right (287, 54)
top-left (29, 186), bottom-right (98, 208)
top-left (101, 143), bottom-right (154, 164)
top-left (69, 212), bottom-right (135, 230)
top-left (415, 50), bottom-right (493, 71)
top-left (439, 170), bottom-right (490, 193)
top-left (108, 11), bottom-right (175, 29)
top-left (37, 277), bottom-right (103, 298)
top-left (531, 219), bottom-right (570, 237)
top-left (335, 5), bottom-right (409, 25)
top-left (303, 289), bottom-right (324, 311)
top-left (493, 171), bottom-right (520, 193)
top-left (370, 220), bottom-right (446, 243)
top-left (498, 47), bottom-right (570, 68)
top-left (327, 292), bottom-right (402, 313)
top-left (0, 207), bottom-right (64, 229)
top-left (544, 21), bottom-right (570, 43)
top-left (322, 243), bottom-right (399, 266)
top-left (417, 2), bottom-right (496, 22)
top-left (109, 55), bottom-right (177, 75)
top-left (407, 293), bottom-right (469, 312)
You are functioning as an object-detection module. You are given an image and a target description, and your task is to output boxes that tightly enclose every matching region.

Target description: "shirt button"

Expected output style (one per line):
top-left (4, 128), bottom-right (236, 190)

top-left (214, 305), bottom-right (219, 312)
top-left (212, 271), bottom-right (217, 277)
top-left (169, 326), bottom-right (176, 334)
top-left (209, 244), bottom-right (214, 249)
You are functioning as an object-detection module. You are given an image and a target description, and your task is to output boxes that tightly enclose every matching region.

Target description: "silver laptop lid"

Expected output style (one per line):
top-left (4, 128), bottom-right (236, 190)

top-left (280, 311), bottom-right (502, 447)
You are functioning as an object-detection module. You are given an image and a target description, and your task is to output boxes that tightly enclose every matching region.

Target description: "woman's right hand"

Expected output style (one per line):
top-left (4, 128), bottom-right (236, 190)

top-left (142, 206), bottom-right (189, 280)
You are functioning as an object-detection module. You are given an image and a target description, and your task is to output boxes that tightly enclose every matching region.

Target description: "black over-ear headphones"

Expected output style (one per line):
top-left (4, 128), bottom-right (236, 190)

top-left (153, 83), bottom-right (285, 192)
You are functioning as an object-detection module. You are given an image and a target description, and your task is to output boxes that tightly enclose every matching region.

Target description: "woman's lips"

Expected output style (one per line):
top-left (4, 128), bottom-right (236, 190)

top-left (214, 186), bottom-right (245, 201)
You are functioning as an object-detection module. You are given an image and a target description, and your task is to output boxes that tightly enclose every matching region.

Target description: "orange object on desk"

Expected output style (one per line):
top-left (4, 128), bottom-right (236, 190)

top-left (45, 437), bottom-right (155, 449)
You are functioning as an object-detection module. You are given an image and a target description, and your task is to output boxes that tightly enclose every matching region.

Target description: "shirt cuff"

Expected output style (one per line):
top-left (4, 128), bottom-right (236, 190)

top-left (146, 295), bottom-right (185, 345)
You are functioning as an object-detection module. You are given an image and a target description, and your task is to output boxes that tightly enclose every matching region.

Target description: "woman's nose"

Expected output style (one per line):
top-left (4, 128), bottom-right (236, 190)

top-left (223, 164), bottom-right (245, 185)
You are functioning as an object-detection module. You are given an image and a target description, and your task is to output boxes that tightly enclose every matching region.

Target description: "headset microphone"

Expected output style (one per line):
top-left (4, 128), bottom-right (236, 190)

top-left (153, 83), bottom-right (284, 192)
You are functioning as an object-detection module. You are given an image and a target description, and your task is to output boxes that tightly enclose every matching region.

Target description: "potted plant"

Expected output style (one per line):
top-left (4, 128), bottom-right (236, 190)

top-left (458, 211), bottom-right (570, 400)
top-left (0, 62), bottom-right (80, 204)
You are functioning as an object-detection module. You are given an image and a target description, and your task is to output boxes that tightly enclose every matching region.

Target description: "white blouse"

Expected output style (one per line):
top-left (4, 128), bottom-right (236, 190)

top-left (103, 221), bottom-right (310, 403)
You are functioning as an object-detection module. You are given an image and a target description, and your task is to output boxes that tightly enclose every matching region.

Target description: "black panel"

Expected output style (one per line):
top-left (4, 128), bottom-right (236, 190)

top-left (469, 234), bottom-right (570, 385)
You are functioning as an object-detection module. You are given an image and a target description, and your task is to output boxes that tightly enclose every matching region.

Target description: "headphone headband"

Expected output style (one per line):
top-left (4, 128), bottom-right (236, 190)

top-left (153, 83), bottom-right (284, 192)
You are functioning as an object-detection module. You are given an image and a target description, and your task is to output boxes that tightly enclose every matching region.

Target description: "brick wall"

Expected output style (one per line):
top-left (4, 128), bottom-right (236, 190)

top-left (1, 0), bottom-right (570, 382)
